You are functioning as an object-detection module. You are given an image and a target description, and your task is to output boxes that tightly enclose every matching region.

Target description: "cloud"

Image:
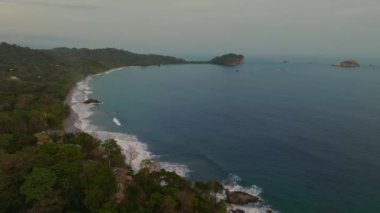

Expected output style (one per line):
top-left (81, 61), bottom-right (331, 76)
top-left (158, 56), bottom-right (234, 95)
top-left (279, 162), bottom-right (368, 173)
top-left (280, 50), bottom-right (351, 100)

top-left (0, 0), bottom-right (101, 10)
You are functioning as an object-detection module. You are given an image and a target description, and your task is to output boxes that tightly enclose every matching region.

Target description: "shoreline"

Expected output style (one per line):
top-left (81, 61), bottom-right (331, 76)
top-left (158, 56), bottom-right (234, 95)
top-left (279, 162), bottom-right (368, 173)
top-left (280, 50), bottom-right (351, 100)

top-left (62, 67), bottom-right (127, 133)
top-left (62, 66), bottom-right (158, 172)
top-left (62, 66), bottom-right (275, 213)
top-left (63, 85), bottom-right (80, 133)
top-left (62, 66), bottom-right (190, 175)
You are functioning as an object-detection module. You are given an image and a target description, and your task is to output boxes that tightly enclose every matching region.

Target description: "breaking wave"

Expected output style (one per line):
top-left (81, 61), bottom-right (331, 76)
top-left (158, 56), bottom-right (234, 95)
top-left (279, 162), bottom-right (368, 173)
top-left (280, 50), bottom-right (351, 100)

top-left (67, 68), bottom-right (190, 176)
top-left (67, 67), bottom-right (276, 212)
top-left (222, 174), bottom-right (277, 213)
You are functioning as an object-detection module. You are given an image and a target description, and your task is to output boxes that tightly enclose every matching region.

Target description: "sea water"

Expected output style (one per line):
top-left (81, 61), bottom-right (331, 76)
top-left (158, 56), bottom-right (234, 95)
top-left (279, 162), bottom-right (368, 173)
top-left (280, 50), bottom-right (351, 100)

top-left (73, 59), bottom-right (380, 212)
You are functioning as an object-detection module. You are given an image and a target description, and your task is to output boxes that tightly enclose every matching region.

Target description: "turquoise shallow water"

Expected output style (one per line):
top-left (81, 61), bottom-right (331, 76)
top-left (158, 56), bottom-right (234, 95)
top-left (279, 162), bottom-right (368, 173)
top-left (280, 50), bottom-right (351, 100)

top-left (87, 60), bottom-right (380, 212)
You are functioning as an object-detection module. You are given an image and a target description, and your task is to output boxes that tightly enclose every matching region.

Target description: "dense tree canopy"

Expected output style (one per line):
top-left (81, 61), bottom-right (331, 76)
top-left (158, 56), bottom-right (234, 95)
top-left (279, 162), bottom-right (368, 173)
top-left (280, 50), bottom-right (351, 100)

top-left (21, 167), bottom-right (57, 202)
top-left (0, 43), bottom-right (227, 213)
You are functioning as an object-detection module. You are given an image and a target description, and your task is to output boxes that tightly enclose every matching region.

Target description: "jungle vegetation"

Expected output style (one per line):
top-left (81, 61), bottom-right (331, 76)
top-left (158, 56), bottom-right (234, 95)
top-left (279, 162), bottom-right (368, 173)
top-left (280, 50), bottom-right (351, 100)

top-left (0, 42), bottom-right (226, 213)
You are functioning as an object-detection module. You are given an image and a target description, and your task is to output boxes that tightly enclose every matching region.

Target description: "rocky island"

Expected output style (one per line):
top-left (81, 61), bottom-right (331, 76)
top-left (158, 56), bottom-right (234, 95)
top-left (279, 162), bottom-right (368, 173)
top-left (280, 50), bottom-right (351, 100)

top-left (332, 60), bottom-right (360, 68)
top-left (210, 53), bottom-right (245, 66)
top-left (84, 98), bottom-right (102, 104)
top-left (226, 190), bottom-right (262, 205)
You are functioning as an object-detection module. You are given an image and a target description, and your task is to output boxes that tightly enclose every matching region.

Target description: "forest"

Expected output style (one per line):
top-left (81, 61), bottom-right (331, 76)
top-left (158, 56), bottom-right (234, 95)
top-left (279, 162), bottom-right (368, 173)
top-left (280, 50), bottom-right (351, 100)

top-left (0, 42), bottom-right (227, 212)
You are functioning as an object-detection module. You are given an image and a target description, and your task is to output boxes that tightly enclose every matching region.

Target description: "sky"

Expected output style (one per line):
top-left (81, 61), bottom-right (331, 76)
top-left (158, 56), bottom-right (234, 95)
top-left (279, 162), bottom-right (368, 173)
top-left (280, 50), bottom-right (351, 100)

top-left (0, 0), bottom-right (379, 58)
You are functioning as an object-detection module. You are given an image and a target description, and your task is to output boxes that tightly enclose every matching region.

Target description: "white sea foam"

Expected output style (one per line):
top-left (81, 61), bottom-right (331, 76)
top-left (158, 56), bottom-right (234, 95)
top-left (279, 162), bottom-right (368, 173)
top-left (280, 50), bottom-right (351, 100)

top-left (67, 67), bottom-right (277, 212)
top-left (158, 162), bottom-right (191, 177)
top-left (223, 174), bottom-right (262, 196)
top-left (222, 174), bottom-right (277, 213)
top-left (113, 117), bottom-right (122, 126)
top-left (70, 77), bottom-right (96, 131)
top-left (90, 131), bottom-right (152, 171)
top-left (103, 67), bottom-right (125, 75)
top-left (68, 68), bottom-right (190, 176)
top-left (92, 67), bottom-right (126, 77)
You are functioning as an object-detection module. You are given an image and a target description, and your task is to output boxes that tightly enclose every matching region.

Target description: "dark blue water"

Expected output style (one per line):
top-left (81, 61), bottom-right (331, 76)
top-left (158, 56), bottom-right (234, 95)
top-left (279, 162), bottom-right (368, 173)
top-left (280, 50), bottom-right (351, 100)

top-left (89, 60), bottom-right (380, 212)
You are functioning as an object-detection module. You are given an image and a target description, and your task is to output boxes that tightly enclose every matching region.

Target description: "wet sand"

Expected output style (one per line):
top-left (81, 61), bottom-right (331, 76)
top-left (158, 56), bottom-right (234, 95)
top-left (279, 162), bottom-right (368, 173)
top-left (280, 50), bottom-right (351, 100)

top-left (62, 86), bottom-right (80, 133)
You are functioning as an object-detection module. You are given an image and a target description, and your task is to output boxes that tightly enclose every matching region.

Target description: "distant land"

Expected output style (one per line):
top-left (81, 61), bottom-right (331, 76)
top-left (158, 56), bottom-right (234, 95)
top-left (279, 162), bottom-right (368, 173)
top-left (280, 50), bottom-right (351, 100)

top-left (210, 53), bottom-right (245, 66)
top-left (189, 53), bottom-right (245, 66)
top-left (332, 60), bottom-right (360, 68)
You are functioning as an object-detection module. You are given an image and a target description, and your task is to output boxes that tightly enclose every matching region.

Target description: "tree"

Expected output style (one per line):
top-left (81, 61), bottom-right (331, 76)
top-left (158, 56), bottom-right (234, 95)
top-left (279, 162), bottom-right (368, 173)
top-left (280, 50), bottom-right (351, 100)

top-left (28, 191), bottom-right (64, 213)
top-left (206, 181), bottom-right (224, 203)
top-left (51, 161), bottom-right (83, 209)
top-left (81, 161), bottom-right (117, 212)
top-left (33, 143), bottom-right (83, 168)
top-left (0, 133), bottom-right (37, 154)
top-left (101, 139), bottom-right (125, 167)
top-left (0, 171), bottom-right (24, 212)
top-left (0, 150), bottom-right (34, 212)
top-left (64, 132), bottom-right (100, 155)
top-left (178, 190), bottom-right (195, 213)
top-left (160, 195), bottom-right (177, 213)
top-left (20, 168), bottom-right (57, 202)
top-left (0, 134), bottom-right (14, 153)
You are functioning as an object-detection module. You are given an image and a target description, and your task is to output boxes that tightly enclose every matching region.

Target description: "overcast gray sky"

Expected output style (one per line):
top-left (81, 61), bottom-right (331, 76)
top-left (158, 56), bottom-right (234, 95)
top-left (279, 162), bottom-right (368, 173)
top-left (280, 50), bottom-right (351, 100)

top-left (0, 0), bottom-right (379, 58)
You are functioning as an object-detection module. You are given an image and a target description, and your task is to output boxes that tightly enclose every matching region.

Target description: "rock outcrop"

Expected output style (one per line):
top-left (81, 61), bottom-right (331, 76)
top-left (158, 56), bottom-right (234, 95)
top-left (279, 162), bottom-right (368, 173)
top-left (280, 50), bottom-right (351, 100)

top-left (84, 98), bottom-right (102, 104)
top-left (226, 190), bottom-right (262, 205)
top-left (228, 209), bottom-right (245, 213)
top-left (210, 53), bottom-right (244, 66)
top-left (332, 60), bottom-right (360, 68)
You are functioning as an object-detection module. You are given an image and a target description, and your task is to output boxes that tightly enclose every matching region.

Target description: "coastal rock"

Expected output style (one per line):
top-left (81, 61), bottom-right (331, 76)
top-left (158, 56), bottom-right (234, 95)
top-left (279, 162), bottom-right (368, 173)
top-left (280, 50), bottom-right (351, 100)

top-left (84, 98), bottom-right (102, 104)
top-left (228, 209), bottom-right (245, 213)
top-left (210, 53), bottom-right (244, 66)
top-left (332, 60), bottom-right (360, 68)
top-left (226, 190), bottom-right (261, 205)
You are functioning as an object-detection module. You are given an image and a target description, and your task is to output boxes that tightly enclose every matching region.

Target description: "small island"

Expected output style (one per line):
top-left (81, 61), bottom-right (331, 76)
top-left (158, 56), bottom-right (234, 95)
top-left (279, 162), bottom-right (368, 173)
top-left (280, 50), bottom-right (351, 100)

top-left (226, 190), bottom-right (262, 205)
top-left (209, 53), bottom-right (245, 66)
top-left (332, 60), bottom-right (360, 68)
top-left (84, 98), bottom-right (102, 105)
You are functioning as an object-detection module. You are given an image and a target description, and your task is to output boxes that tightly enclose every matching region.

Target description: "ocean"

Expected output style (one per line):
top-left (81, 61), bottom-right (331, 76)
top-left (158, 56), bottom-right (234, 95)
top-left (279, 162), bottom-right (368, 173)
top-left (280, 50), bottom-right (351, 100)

top-left (69, 59), bottom-right (380, 212)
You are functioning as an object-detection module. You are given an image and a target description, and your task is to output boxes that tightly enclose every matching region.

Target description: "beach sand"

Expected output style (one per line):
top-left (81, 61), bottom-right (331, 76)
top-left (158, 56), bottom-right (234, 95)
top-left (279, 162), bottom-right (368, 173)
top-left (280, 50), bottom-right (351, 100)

top-left (62, 85), bottom-right (80, 133)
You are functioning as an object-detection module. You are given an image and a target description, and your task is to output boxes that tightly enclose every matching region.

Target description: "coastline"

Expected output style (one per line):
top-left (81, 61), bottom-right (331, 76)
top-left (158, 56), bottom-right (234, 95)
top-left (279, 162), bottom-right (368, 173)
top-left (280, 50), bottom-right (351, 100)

top-left (63, 67), bottom-right (127, 133)
top-left (62, 66), bottom-right (188, 174)
top-left (63, 86), bottom-right (80, 133)
top-left (63, 66), bottom-right (275, 213)
top-left (63, 67), bottom-right (190, 175)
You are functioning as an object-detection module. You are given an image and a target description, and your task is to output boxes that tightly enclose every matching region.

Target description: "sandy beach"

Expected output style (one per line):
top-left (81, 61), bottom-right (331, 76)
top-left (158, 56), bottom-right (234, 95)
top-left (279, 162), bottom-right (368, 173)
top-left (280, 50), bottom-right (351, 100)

top-left (62, 67), bottom-right (127, 133)
top-left (63, 85), bottom-right (80, 133)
